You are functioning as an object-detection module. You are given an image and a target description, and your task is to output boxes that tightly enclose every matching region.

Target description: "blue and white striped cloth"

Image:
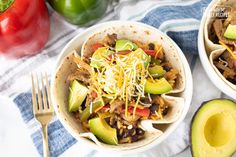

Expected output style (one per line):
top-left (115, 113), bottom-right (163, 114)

top-left (1, 0), bottom-right (229, 157)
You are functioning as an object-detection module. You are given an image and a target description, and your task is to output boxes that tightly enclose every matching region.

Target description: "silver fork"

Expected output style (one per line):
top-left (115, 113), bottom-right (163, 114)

top-left (31, 73), bottom-right (54, 157)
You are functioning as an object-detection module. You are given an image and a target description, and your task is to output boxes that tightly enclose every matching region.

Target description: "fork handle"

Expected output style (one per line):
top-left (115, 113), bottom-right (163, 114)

top-left (42, 124), bottom-right (50, 157)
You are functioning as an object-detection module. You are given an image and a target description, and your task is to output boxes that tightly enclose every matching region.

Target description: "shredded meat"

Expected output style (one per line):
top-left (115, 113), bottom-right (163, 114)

top-left (120, 114), bottom-right (140, 123)
top-left (104, 33), bottom-right (117, 47)
top-left (214, 51), bottom-right (236, 84)
top-left (222, 51), bottom-right (236, 68)
top-left (67, 56), bottom-right (93, 85)
top-left (67, 69), bottom-right (90, 85)
top-left (73, 56), bottom-right (93, 74)
top-left (212, 19), bottom-right (235, 45)
top-left (164, 69), bottom-right (178, 87)
top-left (110, 99), bottom-right (125, 112)
top-left (152, 96), bottom-right (165, 108)
top-left (82, 57), bottom-right (90, 64)
top-left (212, 8), bottom-right (236, 45)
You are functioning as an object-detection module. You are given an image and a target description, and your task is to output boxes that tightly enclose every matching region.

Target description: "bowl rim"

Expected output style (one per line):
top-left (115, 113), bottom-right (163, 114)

top-left (51, 20), bottom-right (193, 154)
top-left (198, 0), bottom-right (236, 99)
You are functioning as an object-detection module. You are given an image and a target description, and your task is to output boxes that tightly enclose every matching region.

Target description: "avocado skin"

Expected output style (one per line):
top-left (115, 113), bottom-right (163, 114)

top-left (190, 99), bottom-right (236, 157)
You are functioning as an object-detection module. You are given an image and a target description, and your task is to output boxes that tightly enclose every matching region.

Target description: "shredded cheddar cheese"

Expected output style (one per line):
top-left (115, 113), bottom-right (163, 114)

top-left (89, 50), bottom-right (150, 116)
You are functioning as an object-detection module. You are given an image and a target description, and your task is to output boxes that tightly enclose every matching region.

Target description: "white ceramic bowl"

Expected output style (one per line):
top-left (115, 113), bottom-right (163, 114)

top-left (198, 0), bottom-right (236, 99)
top-left (51, 21), bottom-right (193, 154)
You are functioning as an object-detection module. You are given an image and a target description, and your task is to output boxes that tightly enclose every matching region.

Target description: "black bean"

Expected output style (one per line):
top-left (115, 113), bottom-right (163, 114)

top-left (163, 65), bottom-right (171, 72)
top-left (136, 128), bottom-right (145, 136)
top-left (131, 135), bottom-right (139, 142)
top-left (128, 128), bottom-right (136, 136)
top-left (150, 104), bottom-right (158, 113)
top-left (148, 43), bottom-right (155, 50)
top-left (162, 106), bottom-right (169, 116)
top-left (122, 130), bottom-right (130, 138)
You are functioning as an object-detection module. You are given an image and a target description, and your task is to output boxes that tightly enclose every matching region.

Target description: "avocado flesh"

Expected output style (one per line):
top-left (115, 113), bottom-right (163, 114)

top-left (224, 24), bottom-right (236, 40)
top-left (115, 39), bottom-right (138, 52)
top-left (191, 99), bottom-right (236, 157)
top-left (80, 101), bottom-right (103, 122)
top-left (148, 65), bottom-right (166, 78)
top-left (89, 117), bottom-right (118, 145)
top-left (68, 80), bottom-right (88, 112)
top-left (144, 78), bottom-right (172, 94)
top-left (90, 47), bottom-right (114, 68)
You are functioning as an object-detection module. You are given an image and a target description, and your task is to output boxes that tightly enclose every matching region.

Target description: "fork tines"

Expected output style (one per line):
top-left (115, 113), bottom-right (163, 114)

top-left (31, 73), bottom-right (53, 114)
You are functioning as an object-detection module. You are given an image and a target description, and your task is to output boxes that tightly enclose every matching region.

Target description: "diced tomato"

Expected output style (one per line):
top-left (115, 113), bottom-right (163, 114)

top-left (92, 43), bottom-right (104, 51)
top-left (100, 104), bottom-right (110, 112)
top-left (91, 91), bottom-right (98, 98)
top-left (144, 50), bottom-right (158, 58)
top-left (122, 106), bottom-right (150, 117)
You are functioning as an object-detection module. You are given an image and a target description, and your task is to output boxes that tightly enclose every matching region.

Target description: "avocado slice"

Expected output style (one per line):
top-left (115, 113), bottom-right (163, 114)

top-left (80, 101), bottom-right (103, 122)
top-left (89, 117), bottom-right (118, 145)
top-left (144, 78), bottom-right (172, 94)
top-left (115, 39), bottom-right (138, 52)
top-left (68, 80), bottom-right (88, 112)
top-left (90, 47), bottom-right (114, 68)
top-left (224, 24), bottom-right (236, 40)
top-left (191, 99), bottom-right (236, 157)
top-left (151, 57), bottom-right (161, 65)
top-left (148, 65), bottom-right (166, 78)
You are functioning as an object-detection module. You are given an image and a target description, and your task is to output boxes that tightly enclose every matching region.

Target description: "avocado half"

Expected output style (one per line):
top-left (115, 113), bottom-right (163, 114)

top-left (191, 99), bottom-right (236, 157)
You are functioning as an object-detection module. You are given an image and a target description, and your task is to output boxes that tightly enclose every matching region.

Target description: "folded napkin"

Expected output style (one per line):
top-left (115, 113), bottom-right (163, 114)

top-left (12, 0), bottom-right (213, 156)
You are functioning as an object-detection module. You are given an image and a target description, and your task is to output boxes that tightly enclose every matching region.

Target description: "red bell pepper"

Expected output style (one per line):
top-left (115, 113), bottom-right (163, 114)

top-left (101, 104), bottom-right (150, 117)
top-left (92, 43), bottom-right (104, 52)
top-left (91, 91), bottom-right (98, 99)
top-left (125, 106), bottom-right (150, 117)
top-left (0, 0), bottom-right (50, 58)
top-left (100, 104), bottom-right (110, 112)
top-left (144, 50), bottom-right (157, 58)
